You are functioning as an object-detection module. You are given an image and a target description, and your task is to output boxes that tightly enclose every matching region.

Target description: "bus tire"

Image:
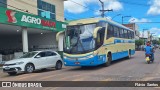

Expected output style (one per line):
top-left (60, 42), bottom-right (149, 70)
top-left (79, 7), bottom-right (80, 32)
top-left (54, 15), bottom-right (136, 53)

top-left (127, 50), bottom-right (131, 59)
top-left (104, 54), bottom-right (112, 67)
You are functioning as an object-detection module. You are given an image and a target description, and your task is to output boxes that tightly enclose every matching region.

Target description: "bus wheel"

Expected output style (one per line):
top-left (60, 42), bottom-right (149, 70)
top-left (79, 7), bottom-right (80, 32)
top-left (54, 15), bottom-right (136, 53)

top-left (127, 50), bottom-right (131, 59)
top-left (104, 54), bottom-right (112, 67)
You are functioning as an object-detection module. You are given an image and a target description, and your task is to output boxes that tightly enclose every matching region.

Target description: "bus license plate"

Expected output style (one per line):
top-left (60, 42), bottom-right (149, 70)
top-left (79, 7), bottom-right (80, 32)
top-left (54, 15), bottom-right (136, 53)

top-left (75, 62), bottom-right (80, 64)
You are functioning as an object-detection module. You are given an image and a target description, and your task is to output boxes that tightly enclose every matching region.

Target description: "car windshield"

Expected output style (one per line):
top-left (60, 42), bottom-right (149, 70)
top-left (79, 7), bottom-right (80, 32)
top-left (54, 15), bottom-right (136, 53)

top-left (20, 52), bottom-right (38, 58)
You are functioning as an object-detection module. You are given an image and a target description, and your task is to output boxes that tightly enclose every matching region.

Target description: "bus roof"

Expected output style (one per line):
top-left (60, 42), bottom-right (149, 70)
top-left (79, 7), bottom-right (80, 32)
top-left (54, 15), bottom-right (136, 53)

top-left (68, 18), bottom-right (133, 31)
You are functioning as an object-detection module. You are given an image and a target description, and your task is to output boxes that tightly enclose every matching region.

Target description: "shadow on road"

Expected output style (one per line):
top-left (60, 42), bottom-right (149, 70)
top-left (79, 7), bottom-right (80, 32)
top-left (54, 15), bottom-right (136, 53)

top-left (66, 57), bottom-right (133, 71)
top-left (1, 68), bottom-right (64, 77)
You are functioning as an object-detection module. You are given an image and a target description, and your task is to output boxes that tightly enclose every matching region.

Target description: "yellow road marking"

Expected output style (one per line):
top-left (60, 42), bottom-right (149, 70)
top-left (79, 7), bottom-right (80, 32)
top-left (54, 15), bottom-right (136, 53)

top-left (72, 77), bottom-right (85, 81)
top-left (100, 78), bottom-right (112, 81)
top-left (143, 77), bottom-right (157, 81)
top-left (43, 87), bottom-right (58, 90)
top-left (17, 74), bottom-right (39, 80)
top-left (60, 74), bottom-right (81, 80)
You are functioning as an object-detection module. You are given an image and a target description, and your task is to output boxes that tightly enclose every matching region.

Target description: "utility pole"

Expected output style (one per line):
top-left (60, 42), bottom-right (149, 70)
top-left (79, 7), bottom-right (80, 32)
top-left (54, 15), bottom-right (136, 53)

top-left (122, 16), bottom-right (131, 24)
top-left (99, 0), bottom-right (113, 18)
top-left (143, 29), bottom-right (148, 45)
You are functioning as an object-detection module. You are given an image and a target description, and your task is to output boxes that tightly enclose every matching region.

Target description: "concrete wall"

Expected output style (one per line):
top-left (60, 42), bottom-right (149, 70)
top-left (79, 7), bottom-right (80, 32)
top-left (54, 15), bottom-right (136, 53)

top-left (8, 0), bottom-right (65, 21)
top-left (7, 0), bottom-right (38, 15)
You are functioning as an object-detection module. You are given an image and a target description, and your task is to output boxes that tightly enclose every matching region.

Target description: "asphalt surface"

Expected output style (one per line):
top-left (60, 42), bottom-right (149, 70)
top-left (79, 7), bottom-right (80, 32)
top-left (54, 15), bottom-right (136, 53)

top-left (0, 49), bottom-right (160, 90)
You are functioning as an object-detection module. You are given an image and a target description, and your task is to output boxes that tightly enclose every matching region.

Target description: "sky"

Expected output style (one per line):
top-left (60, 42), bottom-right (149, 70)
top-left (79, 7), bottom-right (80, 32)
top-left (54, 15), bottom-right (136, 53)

top-left (64, 0), bottom-right (160, 38)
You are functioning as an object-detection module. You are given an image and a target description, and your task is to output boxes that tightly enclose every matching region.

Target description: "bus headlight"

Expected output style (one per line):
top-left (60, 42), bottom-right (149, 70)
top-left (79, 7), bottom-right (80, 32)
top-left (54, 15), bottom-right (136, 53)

top-left (79, 55), bottom-right (94, 60)
top-left (64, 56), bottom-right (67, 59)
top-left (87, 55), bottom-right (94, 58)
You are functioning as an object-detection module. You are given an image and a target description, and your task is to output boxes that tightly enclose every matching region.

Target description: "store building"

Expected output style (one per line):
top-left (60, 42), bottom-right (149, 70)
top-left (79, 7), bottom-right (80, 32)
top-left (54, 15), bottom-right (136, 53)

top-left (123, 23), bottom-right (140, 40)
top-left (0, 0), bottom-right (66, 62)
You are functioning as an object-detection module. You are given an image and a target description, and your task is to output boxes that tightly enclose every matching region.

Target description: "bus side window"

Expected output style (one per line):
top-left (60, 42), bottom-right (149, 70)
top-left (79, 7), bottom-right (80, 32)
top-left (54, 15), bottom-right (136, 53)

top-left (114, 26), bottom-right (118, 37)
top-left (96, 27), bottom-right (105, 48)
top-left (132, 31), bottom-right (135, 39)
top-left (117, 27), bottom-right (120, 38)
top-left (107, 24), bottom-right (114, 39)
top-left (120, 28), bottom-right (124, 38)
top-left (128, 31), bottom-right (131, 39)
top-left (124, 30), bottom-right (127, 39)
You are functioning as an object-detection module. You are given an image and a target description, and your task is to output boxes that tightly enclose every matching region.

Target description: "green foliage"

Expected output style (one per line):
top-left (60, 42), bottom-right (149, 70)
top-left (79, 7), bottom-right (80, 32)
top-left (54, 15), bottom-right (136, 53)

top-left (135, 39), bottom-right (144, 46)
top-left (152, 40), bottom-right (160, 45)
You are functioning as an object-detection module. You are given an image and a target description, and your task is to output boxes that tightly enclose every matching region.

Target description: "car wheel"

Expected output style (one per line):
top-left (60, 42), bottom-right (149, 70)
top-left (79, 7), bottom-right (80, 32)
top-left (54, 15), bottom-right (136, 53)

top-left (55, 61), bottom-right (62, 70)
top-left (25, 64), bottom-right (35, 73)
top-left (8, 72), bottom-right (17, 76)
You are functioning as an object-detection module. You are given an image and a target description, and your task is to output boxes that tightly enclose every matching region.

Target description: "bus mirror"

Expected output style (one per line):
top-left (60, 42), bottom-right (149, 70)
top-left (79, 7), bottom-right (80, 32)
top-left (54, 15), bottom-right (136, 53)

top-left (93, 27), bottom-right (102, 38)
top-left (56, 31), bottom-right (64, 41)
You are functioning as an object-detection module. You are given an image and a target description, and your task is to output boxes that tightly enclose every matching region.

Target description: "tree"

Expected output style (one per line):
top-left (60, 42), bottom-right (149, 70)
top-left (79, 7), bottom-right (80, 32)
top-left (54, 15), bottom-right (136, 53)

top-left (135, 39), bottom-right (144, 50)
top-left (152, 40), bottom-right (160, 45)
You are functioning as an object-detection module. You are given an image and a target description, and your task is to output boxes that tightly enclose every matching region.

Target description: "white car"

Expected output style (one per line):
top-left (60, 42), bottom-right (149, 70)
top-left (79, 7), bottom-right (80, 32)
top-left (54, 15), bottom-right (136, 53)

top-left (3, 51), bottom-right (63, 75)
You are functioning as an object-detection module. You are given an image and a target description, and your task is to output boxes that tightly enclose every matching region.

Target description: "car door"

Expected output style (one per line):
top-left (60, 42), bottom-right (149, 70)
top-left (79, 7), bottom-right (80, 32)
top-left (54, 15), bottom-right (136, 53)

top-left (46, 51), bottom-right (59, 67)
top-left (33, 52), bottom-right (47, 69)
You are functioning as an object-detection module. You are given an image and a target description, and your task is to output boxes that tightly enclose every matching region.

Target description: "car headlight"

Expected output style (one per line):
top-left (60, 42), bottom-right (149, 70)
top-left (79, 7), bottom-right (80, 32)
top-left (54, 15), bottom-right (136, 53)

top-left (15, 62), bottom-right (24, 65)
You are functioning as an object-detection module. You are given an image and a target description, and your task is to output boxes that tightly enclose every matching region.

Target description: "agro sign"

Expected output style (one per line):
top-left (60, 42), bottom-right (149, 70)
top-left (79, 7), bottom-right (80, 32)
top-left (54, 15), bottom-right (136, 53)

top-left (21, 15), bottom-right (41, 24)
top-left (0, 7), bottom-right (66, 31)
top-left (21, 15), bottom-right (56, 27)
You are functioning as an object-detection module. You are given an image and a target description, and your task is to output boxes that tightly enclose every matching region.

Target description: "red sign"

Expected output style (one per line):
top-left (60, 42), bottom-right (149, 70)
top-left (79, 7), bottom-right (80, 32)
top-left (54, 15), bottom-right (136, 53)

top-left (6, 10), bottom-right (56, 28)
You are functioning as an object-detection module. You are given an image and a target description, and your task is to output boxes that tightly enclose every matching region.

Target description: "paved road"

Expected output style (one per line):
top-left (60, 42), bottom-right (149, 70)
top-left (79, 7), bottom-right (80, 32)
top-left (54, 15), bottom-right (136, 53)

top-left (0, 50), bottom-right (160, 90)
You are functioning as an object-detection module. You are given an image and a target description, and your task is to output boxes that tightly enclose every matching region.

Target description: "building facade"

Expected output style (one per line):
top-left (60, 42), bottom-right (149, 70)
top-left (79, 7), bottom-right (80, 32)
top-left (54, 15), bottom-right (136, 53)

top-left (0, 0), bottom-right (66, 62)
top-left (123, 23), bottom-right (140, 40)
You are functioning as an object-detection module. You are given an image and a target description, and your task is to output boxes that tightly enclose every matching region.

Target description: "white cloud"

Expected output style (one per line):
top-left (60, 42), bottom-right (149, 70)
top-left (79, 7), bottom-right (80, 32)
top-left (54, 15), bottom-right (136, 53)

top-left (147, 0), bottom-right (160, 15)
top-left (139, 27), bottom-right (160, 38)
top-left (64, 0), bottom-right (123, 14)
top-left (104, 0), bottom-right (123, 11)
top-left (148, 27), bottom-right (160, 37)
top-left (64, 0), bottom-right (88, 14)
top-left (139, 31), bottom-right (150, 38)
top-left (129, 17), bottom-right (151, 23)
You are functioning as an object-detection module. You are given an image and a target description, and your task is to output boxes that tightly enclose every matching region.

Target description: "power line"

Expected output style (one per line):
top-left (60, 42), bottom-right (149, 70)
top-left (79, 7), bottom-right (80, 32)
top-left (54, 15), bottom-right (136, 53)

top-left (14, 0), bottom-right (80, 20)
top-left (0, 0), bottom-right (80, 20)
top-left (69, 0), bottom-right (97, 12)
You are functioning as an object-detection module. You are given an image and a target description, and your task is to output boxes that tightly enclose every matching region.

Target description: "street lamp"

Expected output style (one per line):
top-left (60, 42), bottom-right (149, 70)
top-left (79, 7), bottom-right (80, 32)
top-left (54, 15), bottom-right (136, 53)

top-left (142, 29), bottom-right (148, 45)
top-left (111, 14), bottom-right (121, 20)
top-left (150, 33), bottom-right (155, 44)
top-left (122, 16), bottom-right (131, 24)
top-left (129, 18), bottom-right (135, 23)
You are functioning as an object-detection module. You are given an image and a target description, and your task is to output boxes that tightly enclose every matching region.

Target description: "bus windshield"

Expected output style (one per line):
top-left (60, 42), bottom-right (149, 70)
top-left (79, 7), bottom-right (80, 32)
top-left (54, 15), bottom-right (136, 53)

top-left (64, 24), bottom-right (96, 54)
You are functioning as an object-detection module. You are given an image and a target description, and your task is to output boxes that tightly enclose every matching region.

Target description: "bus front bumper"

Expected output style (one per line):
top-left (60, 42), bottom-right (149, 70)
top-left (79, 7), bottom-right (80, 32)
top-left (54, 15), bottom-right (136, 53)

top-left (63, 55), bottom-right (107, 66)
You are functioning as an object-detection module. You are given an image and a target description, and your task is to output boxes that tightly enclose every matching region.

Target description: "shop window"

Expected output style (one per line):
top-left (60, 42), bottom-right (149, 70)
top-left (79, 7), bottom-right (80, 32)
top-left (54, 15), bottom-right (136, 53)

top-left (37, 0), bottom-right (56, 20)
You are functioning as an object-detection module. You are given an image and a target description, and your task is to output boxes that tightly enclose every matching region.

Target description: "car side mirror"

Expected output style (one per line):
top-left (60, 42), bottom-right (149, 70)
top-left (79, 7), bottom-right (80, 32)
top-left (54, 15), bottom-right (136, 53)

top-left (35, 55), bottom-right (41, 58)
